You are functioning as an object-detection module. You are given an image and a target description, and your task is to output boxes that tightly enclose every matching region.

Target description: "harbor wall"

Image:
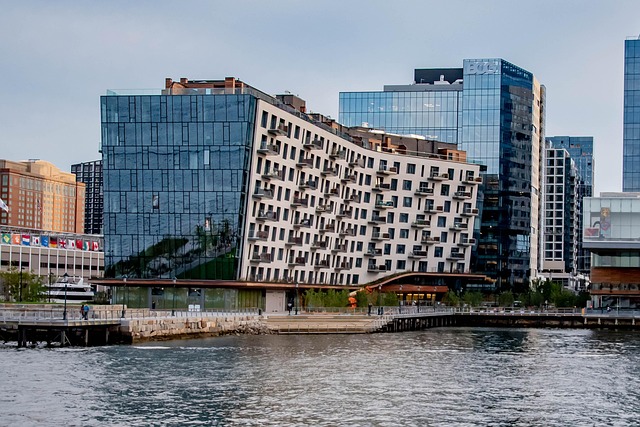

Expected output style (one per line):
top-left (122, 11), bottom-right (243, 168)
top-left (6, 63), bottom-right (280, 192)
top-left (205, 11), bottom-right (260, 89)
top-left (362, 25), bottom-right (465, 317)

top-left (116, 314), bottom-right (270, 344)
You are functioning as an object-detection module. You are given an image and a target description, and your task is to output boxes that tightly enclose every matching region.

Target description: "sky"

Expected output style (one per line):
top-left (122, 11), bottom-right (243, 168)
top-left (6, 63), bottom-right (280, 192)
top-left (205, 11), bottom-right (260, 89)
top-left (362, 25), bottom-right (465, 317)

top-left (1, 0), bottom-right (638, 195)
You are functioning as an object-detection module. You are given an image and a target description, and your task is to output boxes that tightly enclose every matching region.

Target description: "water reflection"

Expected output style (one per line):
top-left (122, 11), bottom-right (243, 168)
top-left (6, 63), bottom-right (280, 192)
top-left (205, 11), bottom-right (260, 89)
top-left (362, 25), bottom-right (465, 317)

top-left (2, 328), bottom-right (640, 426)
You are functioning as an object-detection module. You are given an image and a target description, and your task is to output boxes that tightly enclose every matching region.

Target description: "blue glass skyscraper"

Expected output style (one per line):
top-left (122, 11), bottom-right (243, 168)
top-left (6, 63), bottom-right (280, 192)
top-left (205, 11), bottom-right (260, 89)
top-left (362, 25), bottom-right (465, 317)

top-left (339, 59), bottom-right (545, 291)
top-left (623, 38), bottom-right (640, 191)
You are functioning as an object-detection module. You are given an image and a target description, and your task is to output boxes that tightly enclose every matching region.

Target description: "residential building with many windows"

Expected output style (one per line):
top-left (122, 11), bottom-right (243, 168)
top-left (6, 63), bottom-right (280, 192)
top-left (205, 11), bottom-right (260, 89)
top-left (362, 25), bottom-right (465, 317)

top-left (71, 160), bottom-right (104, 235)
top-left (546, 136), bottom-right (594, 279)
top-left (100, 78), bottom-right (483, 295)
top-left (539, 144), bottom-right (583, 290)
top-left (339, 59), bottom-right (545, 291)
top-left (0, 159), bottom-right (85, 234)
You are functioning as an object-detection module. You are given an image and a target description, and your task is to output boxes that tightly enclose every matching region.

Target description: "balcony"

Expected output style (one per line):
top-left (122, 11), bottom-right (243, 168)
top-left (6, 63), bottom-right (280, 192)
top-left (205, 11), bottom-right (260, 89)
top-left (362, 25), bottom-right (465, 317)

top-left (311, 240), bottom-right (328, 250)
top-left (250, 252), bottom-right (272, 263)
top-left (335, 262), bottom-right (352, 271)
top-left (421, 236), bottom-right (440, 244)
top-left (339, 228), bottom-right (356, 237)
top-left (341, 172), bottom-right (357, 183)
top-left (256, 211), bottom-right (278, 221)
top-left (316, 204), bottom-right (330, 213)
top-left (377, 165), bottom-right (398, 175)
top-left (462, 208), bottom-right (479, 216)
top-left (375, 200), bottom-right (395, 209)
top-left (372, 183), bottom-right (391, 192)
top-left (314, 259), bottom-right (330, 269)
top-left (321, 167), bottom-right (338, 177)
top-left (449, 222), bottom-right (468, 231)
top-left (247, 230), bottom-right (269, 241)
top-left (285, 236), bottom-right (303, 246)
top-left (252, 188), bottom-right (273, 199)
top-left (320, 223), bottom-right (336, 233)
top-left (248, 274), bottom-right (264, 282)
top-left (414, 187), bottom-right (434, 196)
top-left (257, 142), bottom-right (279, 155)
top-left (293, 218), bottom-right (312, 228)
top-left (290, 197), bottom-right (308, 208)
top-left (411, 219), bottom-right (430, 228)
top-left (262, 168), bottom-right (284, 181)
top-left (447, 252), bottom-right (466, 261)
top-left (369, 215), bottom-right (386, 224)
top-left (453, 191), bottom-right (472, 200)
top-left (324, 187), bottom-right (340, 198)
top-left (367, 264), bottom-right (387, 273)
top-left (348, 158), bottom-right (365, 168)
top-left (345, 193), bottom-right (360, 203)
top-left (336, 208), bottom-right (353, 218)
top-left (331, 244), bottom-right (347, 253)
top-left (268, 124), bottom-right (288, 136)
top-left (296, 158), bottom-right (313, 168)
top-left (423, 203), bottom-right (438, 213)
top-left (463, 175), bottom-right (482, 185)
top-left (364, 248), bottom-right (382, 257)
top-left (428, 173), bottom-right (449, 181)
top-left (330, 148), bottom-right (346, 159)
top-left (299, 180), bottom-right (317, 190)
top-left (458, 238), bottom-right (477, 247)
top-left (288, 256), bottom-right (307, 266)
top-left (409, 250), bottom-right (428, 259)
top-left (303, 138), bottom-right (323, 150)
top-left (371, 232), bottom-right (390, 241)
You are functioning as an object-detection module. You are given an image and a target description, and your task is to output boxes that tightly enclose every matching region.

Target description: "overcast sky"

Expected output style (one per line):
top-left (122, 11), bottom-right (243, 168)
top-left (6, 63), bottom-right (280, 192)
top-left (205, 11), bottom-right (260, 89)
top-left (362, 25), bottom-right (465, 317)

top-left (1, 1), bottom-right (637, 194)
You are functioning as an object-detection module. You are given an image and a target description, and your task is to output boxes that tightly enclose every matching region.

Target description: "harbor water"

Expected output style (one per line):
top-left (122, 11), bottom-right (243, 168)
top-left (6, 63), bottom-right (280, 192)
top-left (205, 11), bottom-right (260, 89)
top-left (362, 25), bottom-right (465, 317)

top-left (2, 327), bottom-right (640, 426)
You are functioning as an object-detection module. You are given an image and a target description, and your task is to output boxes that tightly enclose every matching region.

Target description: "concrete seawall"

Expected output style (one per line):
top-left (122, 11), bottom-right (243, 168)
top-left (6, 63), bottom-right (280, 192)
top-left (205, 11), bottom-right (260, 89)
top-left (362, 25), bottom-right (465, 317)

top-left (117, 313), bottom-right (270, 344)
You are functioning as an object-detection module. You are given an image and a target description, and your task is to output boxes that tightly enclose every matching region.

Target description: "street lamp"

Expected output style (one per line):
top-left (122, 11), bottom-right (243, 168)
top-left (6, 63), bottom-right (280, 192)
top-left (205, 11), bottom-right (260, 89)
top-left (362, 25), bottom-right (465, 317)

top-left (48, 270), bottom-right (52, 303)
top-left (121, 275), bottom-right (127, 318)
top-left (378, 284), bottom-right (382, 315)
top-left (295, 283), bottom-right (299, 315)
top-left (18, 267), bottom-right (23, 302)
top-left (62, 272), bottom-right (69, 320)
top-left (172, 277), bottom-right (176, 316)
top-left (417, 286), bottom-right (421, 313)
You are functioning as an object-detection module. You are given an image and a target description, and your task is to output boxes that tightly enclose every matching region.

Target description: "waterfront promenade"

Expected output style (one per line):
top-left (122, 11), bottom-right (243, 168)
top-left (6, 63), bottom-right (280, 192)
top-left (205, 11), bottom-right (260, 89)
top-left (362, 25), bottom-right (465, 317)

top-left (2, 304), bottom-right (640, 347)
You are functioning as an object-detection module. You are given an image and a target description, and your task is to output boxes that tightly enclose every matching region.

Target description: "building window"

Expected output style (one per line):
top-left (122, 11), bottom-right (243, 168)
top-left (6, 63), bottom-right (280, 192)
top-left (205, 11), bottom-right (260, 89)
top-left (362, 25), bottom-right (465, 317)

top-left (396, 244), bottom-right (405, 254)
top-left (402, 180), bottom-right (412, 191)
top-left (396, 260), bottom-right (406, 270)
top-left (400, 229), bottom-right (409, 239)
top-left (434, 247), bottom-right (443, 258)
top-left (399, 213), bottom-right (409, 223)
top-left (407, 164), bottom-right (416, 174)
top-left (403, 197), bottom-right (412, 208)
top-left (437, 216), bottom-right (446, 227)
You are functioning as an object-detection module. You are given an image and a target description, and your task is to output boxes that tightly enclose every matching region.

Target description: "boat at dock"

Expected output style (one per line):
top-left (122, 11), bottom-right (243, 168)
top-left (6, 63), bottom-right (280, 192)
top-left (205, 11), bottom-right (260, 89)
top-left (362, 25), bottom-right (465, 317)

top-left (44, 276), bottom-right (94, 303)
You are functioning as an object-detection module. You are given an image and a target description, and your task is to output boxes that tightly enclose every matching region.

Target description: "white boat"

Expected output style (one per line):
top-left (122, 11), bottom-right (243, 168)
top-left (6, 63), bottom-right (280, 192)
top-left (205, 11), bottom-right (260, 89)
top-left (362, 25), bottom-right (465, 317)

top-left (44, 276), bottom-right (95, 303)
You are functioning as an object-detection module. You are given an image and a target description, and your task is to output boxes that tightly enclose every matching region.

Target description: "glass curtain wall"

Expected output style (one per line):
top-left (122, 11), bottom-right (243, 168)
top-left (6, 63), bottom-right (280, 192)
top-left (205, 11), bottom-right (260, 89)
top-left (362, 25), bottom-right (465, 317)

top-left (101, 93), bottom-right (256, 280)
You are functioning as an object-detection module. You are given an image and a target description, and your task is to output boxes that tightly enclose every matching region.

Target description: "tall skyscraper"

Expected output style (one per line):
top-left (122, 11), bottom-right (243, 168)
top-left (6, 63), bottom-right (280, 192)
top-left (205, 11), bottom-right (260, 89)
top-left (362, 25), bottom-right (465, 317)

top-left (339, 59), bottom-right (545, 291)
top-left (623, 37), bottom-right (640, 191)
top-left (546, 136), bottom-right (594, 278)
top-left (0, 159), bottom-right (85, 233)
top-left (71, 160), bottom-right (103, 235)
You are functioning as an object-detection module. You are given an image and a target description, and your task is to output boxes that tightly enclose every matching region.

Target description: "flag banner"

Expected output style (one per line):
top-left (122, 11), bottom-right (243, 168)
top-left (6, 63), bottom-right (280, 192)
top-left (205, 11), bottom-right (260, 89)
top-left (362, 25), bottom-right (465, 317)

top-left (92, 241), bottom-right (99, 251)
top-left (69, 239), bottom-right (76, 249)
top-left (59, 238), bottom-right (67, 249)
top-left (2, 233), bottom-right (10, 244)
top-left (22, 234), bottom-right (30, 246)
top-left (50, 237), bottom-right (58, 248)
top-left (12, 234), bottom-right (20, 245)
top-left (31, 235), bottom-right (40, 246)
top-left (83, 240), bottom-right (89, 251)
top-left (41, 236), bottom-right (49, 247)
top-left (76, 239), bottom-right (83, 250)
top-left (0, 198), bottom-right (8, 212)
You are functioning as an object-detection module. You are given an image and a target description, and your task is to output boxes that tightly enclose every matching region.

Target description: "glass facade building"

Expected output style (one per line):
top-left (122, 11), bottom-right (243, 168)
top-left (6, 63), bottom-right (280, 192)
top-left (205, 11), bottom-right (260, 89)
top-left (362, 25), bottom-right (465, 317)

top-left (100, 91), bottom-right (256, 279)
top-left (623, 38), bottom-right (640, 192)
top-left (339, 59), bottom-right (544, 290)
